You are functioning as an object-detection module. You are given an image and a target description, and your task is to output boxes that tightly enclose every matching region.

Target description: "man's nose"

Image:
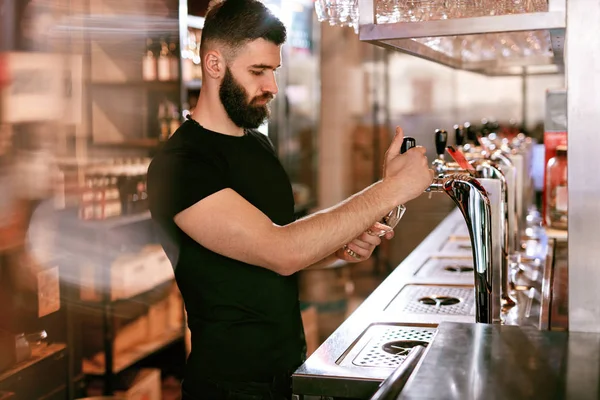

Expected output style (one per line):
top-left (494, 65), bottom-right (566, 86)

top-left (263, 72), bottom-right (278, 96)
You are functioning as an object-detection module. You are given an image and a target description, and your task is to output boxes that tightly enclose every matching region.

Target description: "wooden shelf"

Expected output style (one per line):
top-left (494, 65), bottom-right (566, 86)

top-left (0, 343), bottom-right (66, 384)
top-left (82, 328), bottom-right (184, 375)
top-left (93, 138), bottom-right (160, 148)
top-left (89, 80), bottom-right (180, 90)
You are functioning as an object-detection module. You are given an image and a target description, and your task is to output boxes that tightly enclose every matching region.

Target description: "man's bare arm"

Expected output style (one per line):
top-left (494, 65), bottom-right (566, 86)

top-left (174, 127), bottom-right (432, 276)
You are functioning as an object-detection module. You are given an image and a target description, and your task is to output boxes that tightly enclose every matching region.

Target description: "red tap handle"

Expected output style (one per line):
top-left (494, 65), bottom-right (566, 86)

top-left (446, 146), bottom-right (475, 171)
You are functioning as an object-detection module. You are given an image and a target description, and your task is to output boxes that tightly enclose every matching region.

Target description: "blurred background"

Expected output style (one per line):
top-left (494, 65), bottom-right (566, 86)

top-left (0, 0), bottom-right (563, 398)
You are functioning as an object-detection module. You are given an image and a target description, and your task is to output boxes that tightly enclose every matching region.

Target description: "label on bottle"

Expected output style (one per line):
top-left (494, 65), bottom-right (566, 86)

top-left (556, 186), bottom-right (568, 212)
top-left (158, 57), bottom-right (170, 81)
top-left (142, 56), bottom-right (157, 81)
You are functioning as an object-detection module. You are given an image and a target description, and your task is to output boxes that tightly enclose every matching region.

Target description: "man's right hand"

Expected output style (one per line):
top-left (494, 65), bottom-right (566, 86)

top-left (382, 126), bottom-right (434, 204)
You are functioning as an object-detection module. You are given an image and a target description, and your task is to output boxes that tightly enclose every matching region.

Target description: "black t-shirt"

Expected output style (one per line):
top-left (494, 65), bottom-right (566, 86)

top-left (147, 120), bottom-right (306, 388)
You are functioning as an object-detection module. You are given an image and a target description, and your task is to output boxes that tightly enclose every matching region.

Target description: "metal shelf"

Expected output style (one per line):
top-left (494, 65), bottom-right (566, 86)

top-left (82, 328), bottom-right (183, 375)
top-left (358, 0), bottom-right (566, 76)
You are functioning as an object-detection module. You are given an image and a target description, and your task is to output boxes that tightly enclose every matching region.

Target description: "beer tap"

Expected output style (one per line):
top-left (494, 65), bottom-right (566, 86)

top-left (426, 174), bottom-right (493, 324)
top-left (409, 136), bottom-right (495, 323)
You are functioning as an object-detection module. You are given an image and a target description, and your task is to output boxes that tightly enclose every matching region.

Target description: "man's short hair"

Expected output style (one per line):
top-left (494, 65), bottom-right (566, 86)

top-left (201, 0), bottom-right (287, 59)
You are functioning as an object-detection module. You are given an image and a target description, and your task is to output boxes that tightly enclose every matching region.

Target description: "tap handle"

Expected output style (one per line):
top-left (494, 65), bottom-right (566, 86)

top-left (446, 145), bottom-right (475, 172)
top-left (464, 122), bottom-right (476, 143)
top-left (435, 129), bottom-right (447, 156)
top-left (401, 137), bottom-right (416, 154)
top-left (454, 124), bottom-right (464, 146)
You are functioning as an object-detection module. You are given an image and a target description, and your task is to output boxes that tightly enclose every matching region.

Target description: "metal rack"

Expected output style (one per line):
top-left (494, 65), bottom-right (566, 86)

top-left (358, 0), bottom-right (565, 76)
top-left (355, 0), bottom-right (600, 334)
top-left (57, 211), bottom-right (186, 396)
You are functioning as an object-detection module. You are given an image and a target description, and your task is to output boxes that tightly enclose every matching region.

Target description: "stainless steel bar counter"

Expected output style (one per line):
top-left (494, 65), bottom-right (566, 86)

top-left (397, 321), bottom-right (600, 400)
top-left (292, 208), bottom-right (553, 399)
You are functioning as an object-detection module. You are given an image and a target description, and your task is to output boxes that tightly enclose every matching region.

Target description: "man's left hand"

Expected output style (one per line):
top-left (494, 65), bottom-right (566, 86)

top-left (335, 222), bottom-right (395, 263)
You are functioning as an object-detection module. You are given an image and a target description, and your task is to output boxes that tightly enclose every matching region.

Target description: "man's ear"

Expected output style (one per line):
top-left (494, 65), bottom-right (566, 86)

top-left (203, 49), bottom-right (225, 79)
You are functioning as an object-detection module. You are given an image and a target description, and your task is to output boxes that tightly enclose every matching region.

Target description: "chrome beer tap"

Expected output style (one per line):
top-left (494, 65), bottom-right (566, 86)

top-left (426, 175), bottom-right (493, 324)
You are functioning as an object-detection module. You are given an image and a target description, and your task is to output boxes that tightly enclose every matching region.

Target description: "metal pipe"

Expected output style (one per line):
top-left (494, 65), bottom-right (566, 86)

top-left (370, 345), bottom-right (426, 400)
top-left (426, 175), bottom-right (493, 323)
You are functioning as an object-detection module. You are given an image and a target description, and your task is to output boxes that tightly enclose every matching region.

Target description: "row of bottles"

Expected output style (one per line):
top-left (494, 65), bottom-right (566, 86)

top-left (79, 159), bottom-right (151, 221)
top-left (142, 37), bottom-right (180, 82)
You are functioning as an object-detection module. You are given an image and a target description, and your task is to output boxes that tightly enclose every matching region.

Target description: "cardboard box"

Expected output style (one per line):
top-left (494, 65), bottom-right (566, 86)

top-left (114, 369), bottom-right (161, 400)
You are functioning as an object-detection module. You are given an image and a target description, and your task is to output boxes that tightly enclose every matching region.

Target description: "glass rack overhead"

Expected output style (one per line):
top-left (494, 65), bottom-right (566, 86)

top-left (315, 0), bottom-right (565, 76)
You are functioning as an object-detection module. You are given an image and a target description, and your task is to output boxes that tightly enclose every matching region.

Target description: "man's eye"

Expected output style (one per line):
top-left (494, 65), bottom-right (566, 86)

top-left (250, 70), bottom-right (264, 76)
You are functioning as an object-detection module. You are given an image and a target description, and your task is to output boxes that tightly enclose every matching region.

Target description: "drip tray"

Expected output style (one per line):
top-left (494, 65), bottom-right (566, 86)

top-left (385, 284), bottom-right (475, 316)
top-left (415, 257), bottom-right (474, 280)
top-left (337, 325), bottom-right (437, 369)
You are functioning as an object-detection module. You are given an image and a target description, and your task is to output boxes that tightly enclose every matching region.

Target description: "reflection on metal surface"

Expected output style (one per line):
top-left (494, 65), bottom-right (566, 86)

top-left (426, 175), bottom-right (492, 323)
top-left (382, 340), bottom-right (429, 356)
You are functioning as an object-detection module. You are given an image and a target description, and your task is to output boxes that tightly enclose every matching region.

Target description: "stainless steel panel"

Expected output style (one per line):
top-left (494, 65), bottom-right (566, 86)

top-left (567, 0), bottom-right (600, 334)
top-left (398, 322), bottom-right (600, 400)
top-left (359, 12), bottom-right (566, 41)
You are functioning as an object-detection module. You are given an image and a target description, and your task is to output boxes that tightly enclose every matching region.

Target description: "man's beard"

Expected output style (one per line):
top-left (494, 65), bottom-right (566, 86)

top-left (219, 66), bottom-right (273, 130)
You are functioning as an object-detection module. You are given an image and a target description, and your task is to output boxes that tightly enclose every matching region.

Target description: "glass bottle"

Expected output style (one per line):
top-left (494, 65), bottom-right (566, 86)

top-left (545, 145), bottom-right (568, 230)
top-left (142, 38), bottom-right (157, 81)
top-left (157, 39), bottom-right (171, 81)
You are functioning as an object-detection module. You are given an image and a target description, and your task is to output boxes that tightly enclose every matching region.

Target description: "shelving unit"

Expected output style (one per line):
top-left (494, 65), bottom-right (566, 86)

top-left (0, 344), bottom-right (68, 398)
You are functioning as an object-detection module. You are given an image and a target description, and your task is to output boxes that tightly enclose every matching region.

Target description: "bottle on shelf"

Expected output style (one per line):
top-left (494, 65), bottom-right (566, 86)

top-left (545, 145), bottom-right (568, 230)
top-left (142, 38), bottom-right (157, 81)
top-left (169, 39), bottom-right (179, 80)
top-left (157, 38), bottom-right (171, 82)
top-left (169, 103), bottom-right (180, 137)
top-left (158, 101), bottom-right (170, 141)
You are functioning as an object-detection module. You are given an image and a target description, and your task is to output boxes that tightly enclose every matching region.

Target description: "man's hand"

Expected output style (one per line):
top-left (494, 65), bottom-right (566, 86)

top-left (335, 222), bottom-right (394, 263)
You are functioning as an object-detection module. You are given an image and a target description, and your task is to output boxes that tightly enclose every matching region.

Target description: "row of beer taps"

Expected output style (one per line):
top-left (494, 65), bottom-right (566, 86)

top-left (417, 123), bottom-right (542, 324)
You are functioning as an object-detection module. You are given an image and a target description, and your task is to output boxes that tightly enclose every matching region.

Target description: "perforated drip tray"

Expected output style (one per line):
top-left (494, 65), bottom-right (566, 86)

top-left (415, 257), bottom-right (475, 279)
top-left (440, 240), bottom-right (472, 254)
top-left (385, 284), bottom-right (475, 316)
top-left (337, 325), bottom-right (437, 369)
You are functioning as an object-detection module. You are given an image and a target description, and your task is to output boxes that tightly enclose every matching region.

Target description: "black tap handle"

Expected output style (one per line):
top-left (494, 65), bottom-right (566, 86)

top-left (464, 122), bottom-right (476, 142)
top-left (454, 124), bottom-right (464, 146)
top-left (435, 129), bottom-right (447, 156)
top-left (401, 137), bottom-right (416, 154)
